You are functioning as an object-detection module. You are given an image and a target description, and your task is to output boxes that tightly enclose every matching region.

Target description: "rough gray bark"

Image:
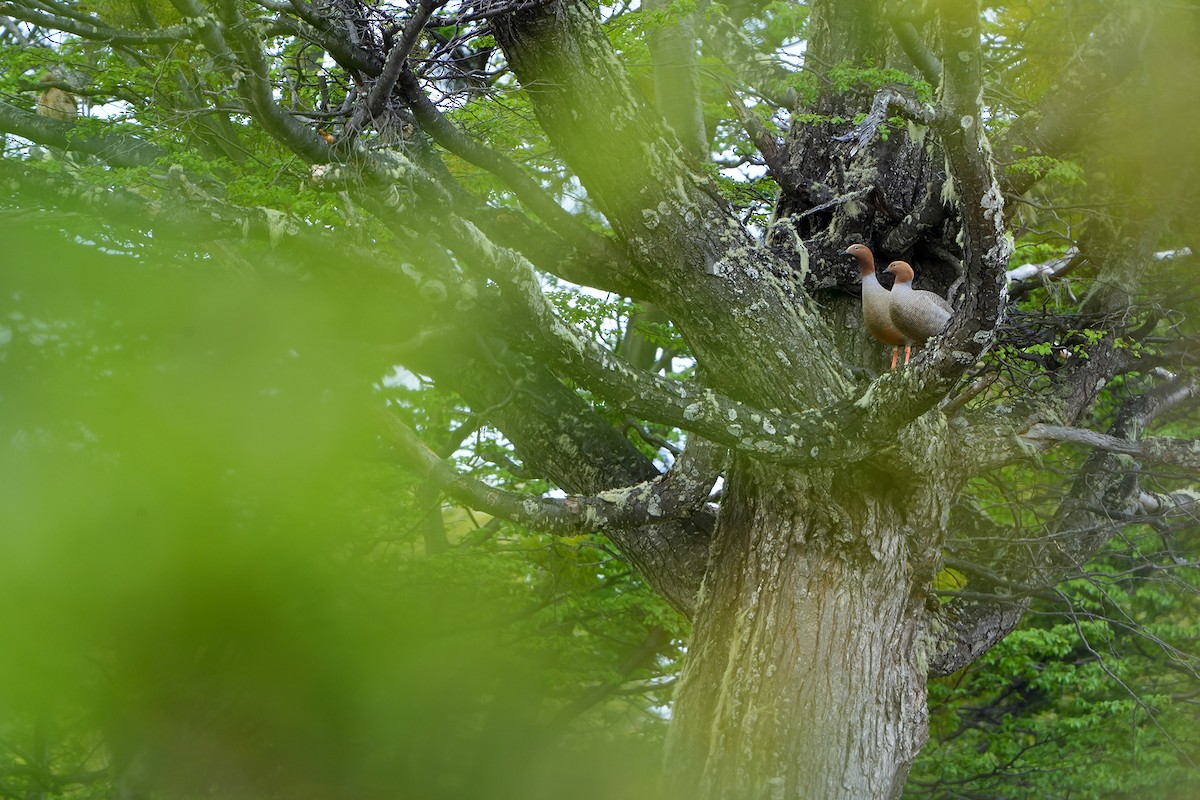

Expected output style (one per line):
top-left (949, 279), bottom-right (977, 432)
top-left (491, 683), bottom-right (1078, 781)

top-left (664, 459), bottom-right (945, 799)
top-left (3, 0), bottom-right (1188, 798)
top-left (487, 3), bottom-right (998, 796)
top-left (491, 0), bottom-right (851, 412)
top-left (405, 331), bottom-right (713, 616)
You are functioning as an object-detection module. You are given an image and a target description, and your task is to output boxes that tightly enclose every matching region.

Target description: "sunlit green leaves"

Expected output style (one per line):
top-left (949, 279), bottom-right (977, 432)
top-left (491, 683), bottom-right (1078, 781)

top-left (1006, 153), bottom-right (1086, 187)
top-left (828, 63), bottom-right (934, 104)
top-left (916, 613), bottom-right (1200, 798)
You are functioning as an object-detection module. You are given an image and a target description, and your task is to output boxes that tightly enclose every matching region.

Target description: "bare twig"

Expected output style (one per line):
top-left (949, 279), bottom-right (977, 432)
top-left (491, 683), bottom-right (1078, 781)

top-left (346, 0), bottom-right (440, 138)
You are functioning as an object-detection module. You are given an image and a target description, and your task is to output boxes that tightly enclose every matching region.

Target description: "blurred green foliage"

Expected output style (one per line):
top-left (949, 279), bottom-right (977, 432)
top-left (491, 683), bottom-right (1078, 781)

top-left (2, 0), bottom-right (1199, 797)
top-left (0, 220), bottom-right (679, 799)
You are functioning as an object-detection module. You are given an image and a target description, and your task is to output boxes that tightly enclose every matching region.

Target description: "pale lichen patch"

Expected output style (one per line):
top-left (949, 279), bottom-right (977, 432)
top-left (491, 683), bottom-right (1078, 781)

top-left (647, 495), bottom-right (663, 517)
top-left (940, 172), bottom-right (958, 206)
top-left (853, 384), bottom-right (877, 409)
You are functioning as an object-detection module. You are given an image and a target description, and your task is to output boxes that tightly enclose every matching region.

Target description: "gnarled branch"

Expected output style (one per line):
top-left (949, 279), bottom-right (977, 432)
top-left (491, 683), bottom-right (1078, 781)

top-left (381, 410), bottom-right (718, 535)
top-left (0, 100), bottom-right (166, 168)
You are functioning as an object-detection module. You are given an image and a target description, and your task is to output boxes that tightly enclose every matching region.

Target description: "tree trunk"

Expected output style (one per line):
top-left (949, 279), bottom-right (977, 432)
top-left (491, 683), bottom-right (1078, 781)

top-left (664, 458), bottom-right (945, 799)
top-left (489, 1), bottom-right (966, 796)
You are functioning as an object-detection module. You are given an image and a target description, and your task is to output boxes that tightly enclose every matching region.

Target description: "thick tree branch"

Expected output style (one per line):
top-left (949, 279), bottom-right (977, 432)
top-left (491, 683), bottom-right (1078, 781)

top-left (1025, 373), bottom-right (1199, 474)
top-left (936, 0), bottom-right (1011, 334)
top-left (445, 212), bottom-right (892, 466)
top-left (208, 0), bottom-right (332, 163)
top-left (0, 101), bottom-right (166, 168)
top-left (722, 84), bottom-right (787, 179)
top-left (381, 410), bottom-right (717, 535)
top-left (347, 0), bottom-right (439, 137)
top-left (889, 19), bottom-right (942, 84)
top-left (1005, 247), bottom-right (1080, 300)
top-left (490, 0), bottom-right (854, 413)
top-left (1024, 423), bottom-right (1200, 472)
top-left (0, 1), bottom-right (194, 44)
top-left (832, 86), bottom-right (936, 157)
top-left (1137, 489), bottom-right (1200, 521)
top-left (408, 338), bottom-right (712, 617)
top-left (929, 599), bottom-right (1029, 677)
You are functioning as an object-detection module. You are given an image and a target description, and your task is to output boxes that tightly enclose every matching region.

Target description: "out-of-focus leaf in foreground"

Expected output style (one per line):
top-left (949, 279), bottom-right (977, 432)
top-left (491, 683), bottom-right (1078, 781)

top-left (0, 221), bottom-right (662, 800)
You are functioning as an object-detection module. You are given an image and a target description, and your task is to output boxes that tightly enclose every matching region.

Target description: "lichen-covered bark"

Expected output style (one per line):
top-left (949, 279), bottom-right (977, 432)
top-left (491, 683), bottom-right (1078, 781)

top-left (407, 334), bottom-right (711, 615)
top-left (5, 5), bottom-right (1187, 797)
top-left (665, 458), bottom-right (946, 800)
top-left (487, 1), bottom-right (993, 795)
top-left (490, 0), bottom-right (850, 412)
top-left (773, 0), bottom-right (958, 295)
top-left (477, 0), bottom-right (1163, 795)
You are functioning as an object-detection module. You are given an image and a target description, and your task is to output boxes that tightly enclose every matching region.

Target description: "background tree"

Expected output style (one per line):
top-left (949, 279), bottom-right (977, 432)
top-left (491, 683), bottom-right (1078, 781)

top-left (0, 1), bottom-right (1198, 799)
